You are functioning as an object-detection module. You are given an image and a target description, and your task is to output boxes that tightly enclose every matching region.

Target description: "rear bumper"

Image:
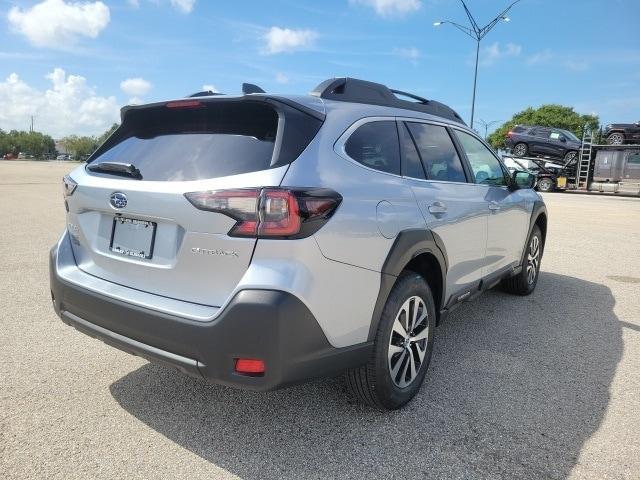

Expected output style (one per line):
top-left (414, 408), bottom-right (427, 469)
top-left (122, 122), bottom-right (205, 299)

top-left (50, 234), bottom-right (371, 391)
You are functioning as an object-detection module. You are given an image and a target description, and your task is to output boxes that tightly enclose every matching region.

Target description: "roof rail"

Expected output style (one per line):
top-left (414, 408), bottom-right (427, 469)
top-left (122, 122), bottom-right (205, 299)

top-left (310, 77), bottom-right (465, 125)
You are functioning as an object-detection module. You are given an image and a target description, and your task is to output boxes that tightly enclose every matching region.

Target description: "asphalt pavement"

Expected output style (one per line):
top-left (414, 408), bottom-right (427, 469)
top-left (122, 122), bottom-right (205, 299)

top-left (1, 161), bottom-right (639, 479)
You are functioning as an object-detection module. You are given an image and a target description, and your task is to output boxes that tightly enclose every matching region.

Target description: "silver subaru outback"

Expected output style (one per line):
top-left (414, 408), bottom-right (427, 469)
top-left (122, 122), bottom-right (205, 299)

top-left (50, 78), bottom-right (546, 410)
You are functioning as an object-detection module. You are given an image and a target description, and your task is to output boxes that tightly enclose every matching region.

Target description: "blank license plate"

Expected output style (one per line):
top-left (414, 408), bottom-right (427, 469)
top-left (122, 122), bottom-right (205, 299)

top-left (557, 176), bottom-right (567, 188)
top-left (110, 217), bottom-right (157, 259)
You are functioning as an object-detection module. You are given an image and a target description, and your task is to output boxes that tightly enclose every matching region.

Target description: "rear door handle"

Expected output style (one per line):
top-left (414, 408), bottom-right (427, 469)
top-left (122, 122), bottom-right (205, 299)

top-left (488, 201), bottom-right (501, 211)
top-left (428, 201), bottom-right (447, 215)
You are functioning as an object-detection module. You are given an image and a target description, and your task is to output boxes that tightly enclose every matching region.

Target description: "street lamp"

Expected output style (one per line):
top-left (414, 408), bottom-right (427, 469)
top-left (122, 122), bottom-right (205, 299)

top-left (434, 0), bottom-right (521, 129)
top-left (476, 119), bottom-right (501, 140)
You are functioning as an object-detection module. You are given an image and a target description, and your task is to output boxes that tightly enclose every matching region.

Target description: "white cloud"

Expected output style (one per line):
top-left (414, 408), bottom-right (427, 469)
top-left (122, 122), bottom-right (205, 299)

top-left (479, 42), bottom-right (521, 67)
top-left (526, 49), bottom-right (554, 66)
top-left (350, 0), bottom-right (421, 17)
top-left (275, 73), bottom-right (289, 84)
top-left (0, 69), bottom-right (120, 138)
top-left (8, 0), bottom-right (110, 49)
top-left (262, 27), bottom-right (318, 55)
top-left (394, 47), bottom-right (421, 62)
top-left (120, 77), bottom-right (152, 96)
top-left (565, 60), bottom-right (589, 72)
top-left (201, 84), bottom-right (219, 93)
top-left (170, 0), bottom-right (196, 13)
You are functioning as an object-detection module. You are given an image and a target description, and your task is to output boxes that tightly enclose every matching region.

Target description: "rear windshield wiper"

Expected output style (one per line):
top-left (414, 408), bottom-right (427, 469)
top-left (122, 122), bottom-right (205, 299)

top-left (87, 162), bottom-right (142, 179)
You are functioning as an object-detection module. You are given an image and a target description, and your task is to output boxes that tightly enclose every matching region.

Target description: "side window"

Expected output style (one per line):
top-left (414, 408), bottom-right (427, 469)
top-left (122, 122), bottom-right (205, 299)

top-left (549, 131), bottom-right (562, 140)
top-left (628, 153), bottom-right (640, 165)
top-left (454, 130), bottom-right (507, 187)
top-left (406, 122), bottom-right (467, 183)
top-left (399, 123), bottom-right (426, 179)
top-left (344, 121), bottom-right (400, 175)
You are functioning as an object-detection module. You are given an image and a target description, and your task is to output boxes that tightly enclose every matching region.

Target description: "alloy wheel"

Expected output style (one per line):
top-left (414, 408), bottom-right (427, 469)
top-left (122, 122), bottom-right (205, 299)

top-left (608, 133), bottom-right (624, 145)
top-left (514, 144), bottom-right (527, 156)
top-left (388, 296), bottom-right (429, 388)
top-left (527, 235), bottom-right (540, 285)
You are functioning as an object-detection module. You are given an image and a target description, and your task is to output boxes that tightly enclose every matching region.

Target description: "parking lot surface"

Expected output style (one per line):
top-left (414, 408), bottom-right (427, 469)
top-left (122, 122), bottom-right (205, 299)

top-left (1, 161), bottom-right (639, 479)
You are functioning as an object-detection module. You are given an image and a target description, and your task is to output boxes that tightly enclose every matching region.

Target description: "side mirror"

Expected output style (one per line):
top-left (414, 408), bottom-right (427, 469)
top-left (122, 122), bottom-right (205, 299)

top-left (512, 170), bottom-right (536, 189)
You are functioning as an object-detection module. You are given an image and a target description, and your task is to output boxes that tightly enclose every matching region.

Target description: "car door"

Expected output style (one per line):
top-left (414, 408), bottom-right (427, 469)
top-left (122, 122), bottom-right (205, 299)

top-left (398, 120), bottom-right (488, 304)
top-left (526, 128), bottom-right (542, 155)
top-left (452, 129), bottom-right (531, 278)
top-left (548, 130), bottom-right (567, 158)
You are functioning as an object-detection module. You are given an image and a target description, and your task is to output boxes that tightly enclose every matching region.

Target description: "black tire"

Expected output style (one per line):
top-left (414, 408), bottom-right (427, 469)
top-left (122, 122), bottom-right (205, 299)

top-left (345, 272), bottom-right (436, 410)
top-left (513, 143), bottom-right (528, 157)
top-left (501, 225), bottom-right (543, 296)
top-left (563, 150), bottom-right (577, 163)
top-left (537, 177), bottom-right (554, 192)
top-left (607, 132), bottom-right (624, 145)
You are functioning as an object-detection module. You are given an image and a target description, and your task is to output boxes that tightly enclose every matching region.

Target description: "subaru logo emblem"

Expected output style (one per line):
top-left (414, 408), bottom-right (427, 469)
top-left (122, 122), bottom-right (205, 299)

top-left (110, 192), bottom-right (127, 209)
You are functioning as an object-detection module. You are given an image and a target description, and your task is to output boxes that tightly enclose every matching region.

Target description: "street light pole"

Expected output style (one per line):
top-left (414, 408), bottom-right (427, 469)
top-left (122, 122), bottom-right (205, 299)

top-left (434, 0), bottom-right (521, 129)
top-left (476, 119), bottom-right (501, 139)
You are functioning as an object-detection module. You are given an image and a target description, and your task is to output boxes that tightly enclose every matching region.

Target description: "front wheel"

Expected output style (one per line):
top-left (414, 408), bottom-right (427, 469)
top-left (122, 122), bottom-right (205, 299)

top-left (501, 225), bottom-right (543, 295)
top-left (345, 273), bottom-right (436, 410)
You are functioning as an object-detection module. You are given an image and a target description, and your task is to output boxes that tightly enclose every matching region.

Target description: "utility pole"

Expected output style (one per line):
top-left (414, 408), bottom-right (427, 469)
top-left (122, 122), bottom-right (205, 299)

top-left (434, 0), bottom-right (521, 129)
top-left (30, 116), bottom-right (34, 133)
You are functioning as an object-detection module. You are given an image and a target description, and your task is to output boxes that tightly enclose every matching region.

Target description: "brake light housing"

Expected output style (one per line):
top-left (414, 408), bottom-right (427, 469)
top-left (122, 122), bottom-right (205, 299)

top-left (184, 187), bottom-right (342, 239)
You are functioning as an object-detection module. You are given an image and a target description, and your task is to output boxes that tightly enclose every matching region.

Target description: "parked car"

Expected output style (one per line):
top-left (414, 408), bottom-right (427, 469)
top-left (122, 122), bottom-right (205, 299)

top-left (505, 125), bottom-right (582, 162)
top-left (503, 155), bottom-right (571, 192)
top-left (56, 154), bottom-right (71, 161)
top-left (604, 121), bottom-right (640, 145)
top-left (50, 77), bottom-right (546, 410)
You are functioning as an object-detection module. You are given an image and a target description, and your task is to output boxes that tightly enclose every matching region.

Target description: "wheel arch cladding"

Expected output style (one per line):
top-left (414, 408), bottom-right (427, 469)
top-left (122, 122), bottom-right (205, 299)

top-left (526, 201), bottom-right (547, 262)
top-left (368, 229), bottom-right (447, 341)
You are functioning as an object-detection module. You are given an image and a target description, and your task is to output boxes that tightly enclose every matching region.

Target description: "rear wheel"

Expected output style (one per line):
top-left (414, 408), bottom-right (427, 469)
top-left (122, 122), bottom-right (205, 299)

top-left (345, 273), bottom-right (436, 410)
top-left (563, 150), bottom-right (577, 163)
top-left (513, 143), bottom-right (528, 157)
top-left (501, 225), bottom-right (542, 295)
top-left (607, 132), bottom-right (624, 145)
top-left (537, 177), bottom-right (554, 192)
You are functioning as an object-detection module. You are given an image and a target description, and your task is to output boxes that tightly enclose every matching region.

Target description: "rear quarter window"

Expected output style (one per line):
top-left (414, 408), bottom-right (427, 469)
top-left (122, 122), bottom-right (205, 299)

top-left (344, 120), bottom-right (401, 175)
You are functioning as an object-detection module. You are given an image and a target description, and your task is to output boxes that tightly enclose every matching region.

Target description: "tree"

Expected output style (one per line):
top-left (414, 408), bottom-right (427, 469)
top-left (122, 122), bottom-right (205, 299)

top-left (0, 129), bottom-right (55, 157)
top-left (97, 123), bottom-right (119, 145)
top-left (487, 105), bottom-right (599, 150)
top-left (60, 135), bottom-right (100, 160)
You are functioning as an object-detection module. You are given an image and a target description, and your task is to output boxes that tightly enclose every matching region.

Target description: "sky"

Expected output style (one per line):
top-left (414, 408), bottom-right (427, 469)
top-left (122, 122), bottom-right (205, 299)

top-left (0, 0), bottom-right (638, 139)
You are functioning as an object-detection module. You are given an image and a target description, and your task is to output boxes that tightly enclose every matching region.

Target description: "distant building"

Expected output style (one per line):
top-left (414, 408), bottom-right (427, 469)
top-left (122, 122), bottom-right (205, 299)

top-left (55, 140), bottom-right (69, 155)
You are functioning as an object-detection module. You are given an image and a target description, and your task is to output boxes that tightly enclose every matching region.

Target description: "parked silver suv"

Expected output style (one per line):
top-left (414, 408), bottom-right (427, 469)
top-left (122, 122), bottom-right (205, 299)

top-left (50, 78), bottom-right (546, 409)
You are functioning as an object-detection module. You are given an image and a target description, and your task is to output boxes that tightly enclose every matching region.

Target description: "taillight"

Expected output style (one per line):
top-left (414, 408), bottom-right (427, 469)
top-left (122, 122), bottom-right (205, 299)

top-left (62, 175), bottom-right (77, 197)
top-left (184, 187), bottom-right (342, 239)
top-left (507, 131), bottom-right (513, 137)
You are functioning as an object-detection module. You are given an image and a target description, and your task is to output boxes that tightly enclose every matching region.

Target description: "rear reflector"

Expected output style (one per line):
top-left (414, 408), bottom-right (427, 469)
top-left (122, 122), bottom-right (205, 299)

top-left (184, 187), bottom-right (342, 239)
top-left (235, 358), bottom-right (265, 375)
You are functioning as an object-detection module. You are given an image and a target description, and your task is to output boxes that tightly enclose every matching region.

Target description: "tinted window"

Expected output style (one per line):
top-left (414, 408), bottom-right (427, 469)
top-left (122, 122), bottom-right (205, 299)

top-left (455, 130), bottom-right (507, 187)
top-left (512, 126), bottom-right (526, 133)
top-left (406, 122), bottom-right (466, 183)
top-left (345, 121), bottom-right (400, 175)
top-left (628, 153), bottom-right (640, 165)
top-left (400, 123), bottom-right (426, 179)
top-left (89, 102), bottom-right (280, 181)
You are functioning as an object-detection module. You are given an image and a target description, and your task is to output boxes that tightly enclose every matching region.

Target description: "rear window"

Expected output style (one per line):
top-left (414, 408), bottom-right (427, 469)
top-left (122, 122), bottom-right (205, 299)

top-left (88, 101), bottom-right (320, 181)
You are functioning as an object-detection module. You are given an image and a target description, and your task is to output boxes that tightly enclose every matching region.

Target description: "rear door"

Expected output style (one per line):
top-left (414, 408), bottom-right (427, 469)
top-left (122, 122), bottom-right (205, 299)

top-left (452, 129), bottom-right (530, 277)
top-left (399, 120), bottom-right (488, 302)
top-left (66, 99), bottom-right (321, 307)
